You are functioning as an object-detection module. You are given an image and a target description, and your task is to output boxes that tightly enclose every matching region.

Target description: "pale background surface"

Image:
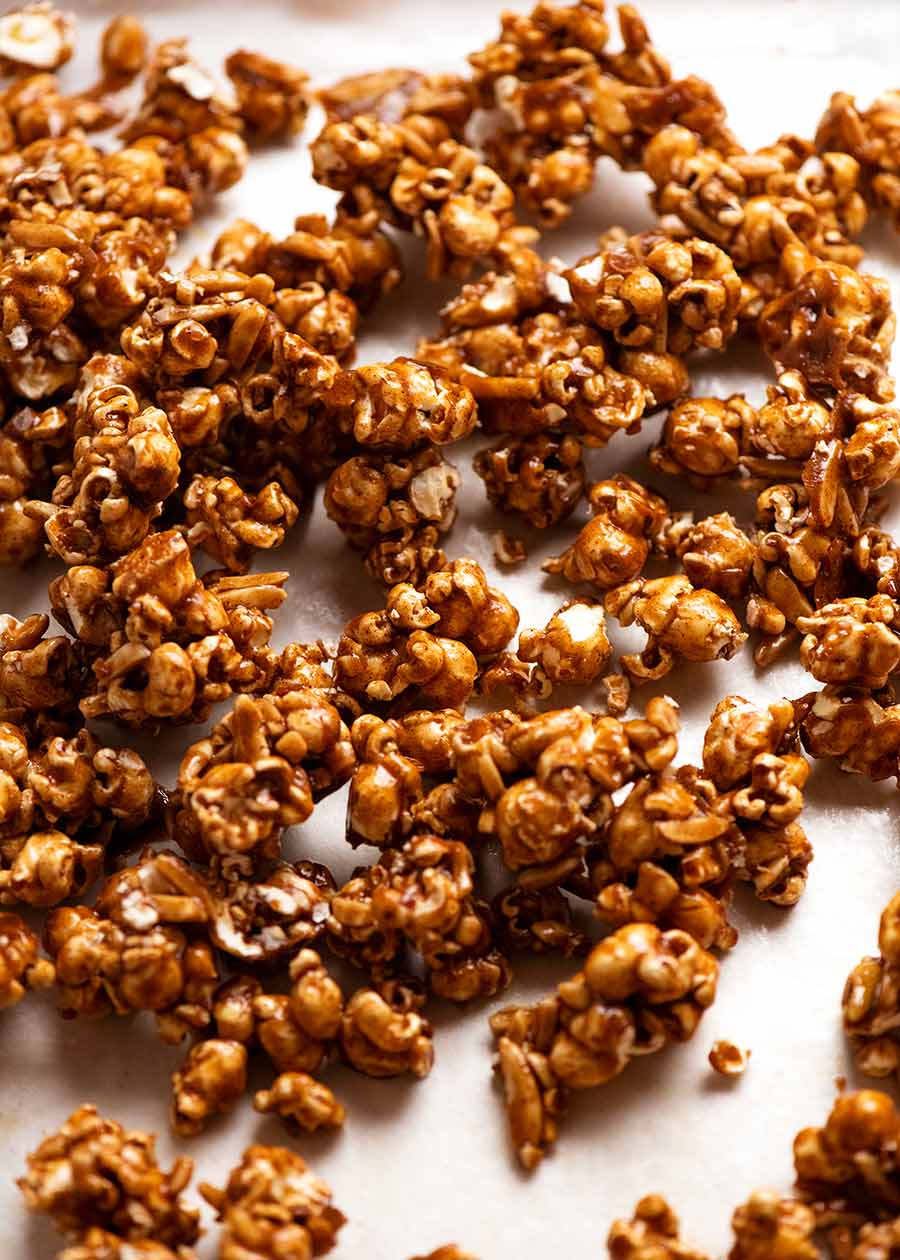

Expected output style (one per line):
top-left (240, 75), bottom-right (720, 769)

top-left (3, 1), bottom-right (900, 1256)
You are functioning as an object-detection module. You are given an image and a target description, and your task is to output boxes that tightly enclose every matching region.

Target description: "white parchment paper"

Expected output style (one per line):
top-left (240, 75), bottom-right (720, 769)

top-left (4, 2), bottom-right (900, 1256)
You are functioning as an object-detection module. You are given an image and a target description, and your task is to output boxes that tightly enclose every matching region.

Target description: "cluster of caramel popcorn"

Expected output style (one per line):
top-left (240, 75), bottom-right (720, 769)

top-left (19, 1104), bottom-right (345, 1260)
top-left (5, 0), bottom-right (900, 1247)
top-left (606, 1088), bottom-right (900, 1260)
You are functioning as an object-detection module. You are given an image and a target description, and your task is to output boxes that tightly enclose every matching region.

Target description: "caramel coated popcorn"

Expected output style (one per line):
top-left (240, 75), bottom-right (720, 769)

top-left (200, 1145), bottom-right (345, 1260)
top-left (0, 716), bottom-right (155, 906)
top-left (18, 1105), bottom-right (199, 1246)
top-left (171, 1039), bottom-right (248, 1136)
top-left (491, 922), bottom-right (718, 1168)
top-left (50, 530), bottom-right (286, 727)
top-left (518, 599), bottom-right (611, 685)
top-left (325, 447), bottom-right (460, 586)
top-left (544, 473), bottom-right (669, 590)
top-left (843, 894), bottom-right (900, 1081)
top-left (0, 909), bottom-right (54, 1006)
top-left (607, 574), bottom-right (747, 683)
top-left (474, 432), bottom-right (585, 528)
top-left (6, 0), bottom-right (900, 1232)
top-left (176, 674), bottom-right (353, 872)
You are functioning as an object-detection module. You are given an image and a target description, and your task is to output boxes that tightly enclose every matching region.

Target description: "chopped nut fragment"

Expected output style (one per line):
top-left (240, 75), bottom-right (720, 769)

top-left (709, 1039), bottom-right (750, 1077)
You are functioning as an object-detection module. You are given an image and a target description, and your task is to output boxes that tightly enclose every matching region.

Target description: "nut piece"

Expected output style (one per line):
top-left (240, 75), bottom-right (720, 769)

top-left (171, 1039), bottom-right (248, 1136)
top-left (708, 1039), bottom-right (750, 1078)
top-left (0, 3), bottom-right (73, 71)
top-left (18, 1105), bottom-right (199, 1246)
top-left (200, 1145), bottom-right (345, 1259)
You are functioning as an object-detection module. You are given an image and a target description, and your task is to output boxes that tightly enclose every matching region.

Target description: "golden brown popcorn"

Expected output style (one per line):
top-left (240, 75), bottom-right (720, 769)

top-left (171, 1039), bottom-right (248, 1136)
top-left (586, 771), bottom-right (738, 950)
top-left (843, 894), bottom-right (900, 1082)
top-left (607, 1194), bottom-right (710, 1260)
top-left (518, 599), bottom-right (611, 685)
top-left (335, 610), bottom-right (478, 712)
top-left (225, 50), bottom-right (310, 139)
top-left (200, 1145), bottom-right (345, 1260)
top-left (745, 371), bottom-right (832, 463)
top-left (35, 384), bottom-right (181, 565)
top-left (607, 574), bottom-right (747, 683)
top-left (493, 885), bottom-right (589, 959)
top-left (644, 125), bottom-right (865, 291)
top-left (176, 684), bottom-right (352, 872)
top-left (759, 248), bottom-right (895, 402)
top-left (120, 268), bottom-right (279, 388)
top-left (50, 531), bottom-right (287, 727)
top-left (0, 909), bottom-right (54, 1007)
top-left (319, 66), bottom-right (472, 133)
top-left (122, 38), bottom-right (240, 144)
top-left (18, 1104), bottom-right (199, 1246)
top-left (212, 209), bottom-right (400, 312)
top-left (702, 694), bottom-right (811, 908)
top-left (566, 232), bottom-right (741, 355)
top-left (45, 889), bottom-right (219, 1043)
top-left (650, 394), bottom-right (755, 486)
top-left (798, 596), bottom-right (900, 688)
top-left (334, 359), bottom-right (477, 449)
top-left (492, 923), bottom-right (718, 1168)
top-left (325, 864), bottom-right (403, 977)
top-left (468, 0), bottom-right (735, 225)
top-left (420, 310), bottom-right (652, 447)
top-left (0, 717), bottom-right (155, 906)
top-left (474, 432), bottom-right (586, 528)
top-left (0, 2), bottom-right (72, 72)
top-left (182, 474), bottom-right (299, 573)
top-left (797, 683), bottom-right (900, 781)
top-left (456, 697), bottom-right (680, 880)
top-left (391, 558), bottom-right (519, 658)
top-left (58, 1229), bottom-right (194, 1260)
top-left (728, 1190), bottom-right (817, 1260)
top-left (234, 949), bottom-right (344, 1077)
top-left (0, 402), bottom-right (69, 564)
top-left (324, 447), bottom-right (460, 587)
top-left (678, 513), bottom-right (754, 599)
top-left (100, 16), bottom-right (148, 88)
top-left (544, 473), bottom-right (669, 590)
top-left (346, 708), bottom-right (469, 848)
top-left (0, 612), bottom-right (82, 715)
top-left (817, 89), bottom-right (900, 230)
top-left (253, 1071), bottom-right (345, 1134)
top-left (340, 978), bottom-right (434, 1078)
top-left (793, 1089), bottom-right (900, 1228)
top-left (365, 833), bottom-right (510, 1001)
